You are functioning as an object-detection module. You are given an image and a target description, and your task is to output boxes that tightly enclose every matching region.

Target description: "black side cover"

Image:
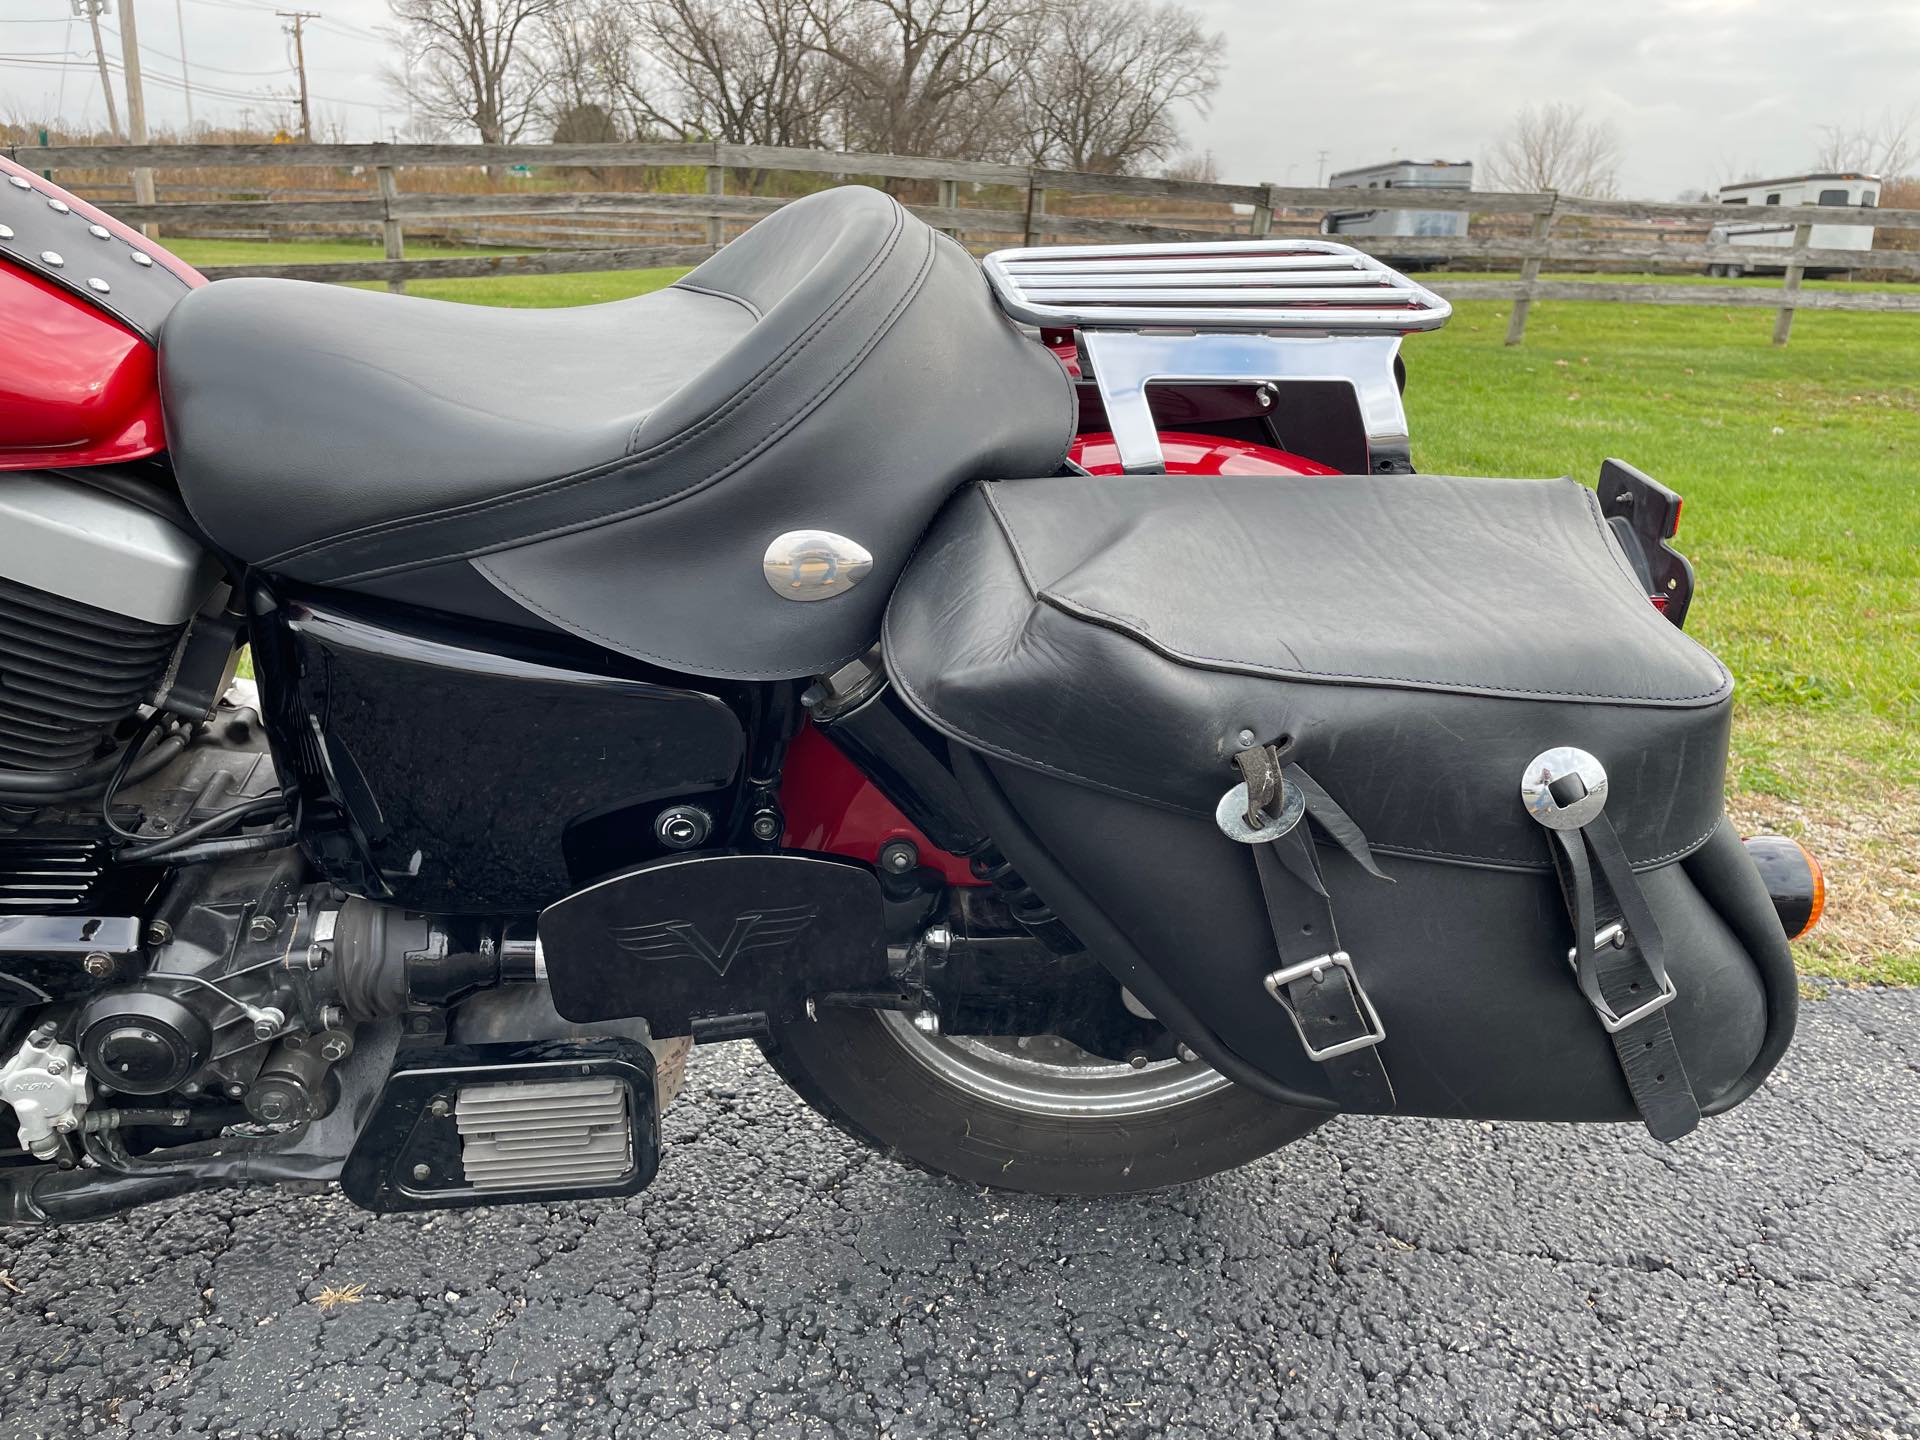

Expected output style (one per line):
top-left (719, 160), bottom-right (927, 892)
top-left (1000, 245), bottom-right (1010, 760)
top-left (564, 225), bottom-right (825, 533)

top-left (539, 852), bottom-right (887, 1036)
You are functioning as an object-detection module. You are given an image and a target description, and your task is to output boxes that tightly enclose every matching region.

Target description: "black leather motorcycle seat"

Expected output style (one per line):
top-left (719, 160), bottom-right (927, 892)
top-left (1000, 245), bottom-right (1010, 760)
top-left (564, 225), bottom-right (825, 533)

top-left (160, 186), bottom-right (1073, 679)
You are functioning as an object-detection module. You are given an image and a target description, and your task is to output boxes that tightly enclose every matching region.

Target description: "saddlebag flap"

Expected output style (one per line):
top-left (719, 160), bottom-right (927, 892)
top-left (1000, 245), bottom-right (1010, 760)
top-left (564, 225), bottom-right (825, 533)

top-left (884, 471), bottom-right (1797, 1136)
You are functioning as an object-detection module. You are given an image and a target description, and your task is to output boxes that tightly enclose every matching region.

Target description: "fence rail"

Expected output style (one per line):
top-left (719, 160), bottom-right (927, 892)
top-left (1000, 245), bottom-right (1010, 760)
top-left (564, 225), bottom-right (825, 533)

top-left (11, 140), bottom-right (1919, 344)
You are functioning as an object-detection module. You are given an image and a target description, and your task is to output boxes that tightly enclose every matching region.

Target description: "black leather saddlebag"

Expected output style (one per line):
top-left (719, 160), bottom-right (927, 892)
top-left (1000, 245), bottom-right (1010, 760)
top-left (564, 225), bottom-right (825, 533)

top-left (883, 471), bottom-right (1797, 1138)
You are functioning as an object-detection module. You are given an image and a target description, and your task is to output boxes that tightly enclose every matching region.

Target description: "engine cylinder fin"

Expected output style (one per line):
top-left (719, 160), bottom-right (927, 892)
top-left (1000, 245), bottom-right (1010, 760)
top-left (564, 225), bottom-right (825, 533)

top-left (0, 574), bottom-right (183, 772)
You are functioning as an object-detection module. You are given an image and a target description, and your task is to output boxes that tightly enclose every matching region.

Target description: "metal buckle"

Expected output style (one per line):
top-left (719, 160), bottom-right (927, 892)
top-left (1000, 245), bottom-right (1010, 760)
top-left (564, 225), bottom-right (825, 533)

top-left (1565, 922), bottom-right (1677, 1034)
top-left (1262, 951), bottom-right (1387, 1062)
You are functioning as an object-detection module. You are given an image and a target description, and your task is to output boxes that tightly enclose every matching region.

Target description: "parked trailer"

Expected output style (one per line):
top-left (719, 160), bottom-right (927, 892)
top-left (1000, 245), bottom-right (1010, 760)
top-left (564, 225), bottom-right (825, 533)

top-left (1709, 172), bottom-right (1880, 276)
top-left (1321, 159), bottom-right (1472, 265)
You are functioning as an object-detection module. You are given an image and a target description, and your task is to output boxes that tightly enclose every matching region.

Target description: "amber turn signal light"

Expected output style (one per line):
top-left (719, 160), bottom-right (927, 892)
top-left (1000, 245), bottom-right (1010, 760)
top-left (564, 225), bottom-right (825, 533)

top-left (1742, 835), bottom-right (1826, 940)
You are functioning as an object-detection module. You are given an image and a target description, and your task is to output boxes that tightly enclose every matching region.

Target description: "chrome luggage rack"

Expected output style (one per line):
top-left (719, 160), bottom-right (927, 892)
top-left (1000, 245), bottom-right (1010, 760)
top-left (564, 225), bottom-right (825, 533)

top-left (983, 239), bottom-right (1451, 475)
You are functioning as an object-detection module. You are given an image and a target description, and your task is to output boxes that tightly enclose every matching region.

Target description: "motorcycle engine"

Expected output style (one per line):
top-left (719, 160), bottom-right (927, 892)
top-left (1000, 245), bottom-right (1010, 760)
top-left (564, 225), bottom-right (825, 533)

top-left (0, 469), bottom-right (218, 780)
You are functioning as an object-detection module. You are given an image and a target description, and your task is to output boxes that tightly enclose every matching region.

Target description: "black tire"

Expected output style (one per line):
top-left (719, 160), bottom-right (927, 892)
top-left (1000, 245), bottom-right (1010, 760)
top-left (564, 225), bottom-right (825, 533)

top-left (759, 1006), bottom-right (1325, 1195)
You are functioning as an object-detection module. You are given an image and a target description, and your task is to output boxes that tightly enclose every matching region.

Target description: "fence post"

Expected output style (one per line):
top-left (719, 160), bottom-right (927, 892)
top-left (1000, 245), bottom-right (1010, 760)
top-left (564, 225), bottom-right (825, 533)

top-left (1252, 184), bottom-right (1274, 237)
top-left (705, 160), bottom-right (725, 250)
top-left (375, 164), bottom-right (405, 296)
top-left (1023, 172), bottom-right (1045, 246)
top-left (1505, 200), bottom-right (1555, 346)
top-left (1773, 221), bottom-right (1813, 346)
top-left (937, 176), bottom-right (960, 239)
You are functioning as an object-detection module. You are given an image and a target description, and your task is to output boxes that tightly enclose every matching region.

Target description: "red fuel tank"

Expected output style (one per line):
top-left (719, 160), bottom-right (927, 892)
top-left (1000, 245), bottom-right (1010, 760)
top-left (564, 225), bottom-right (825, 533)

top-left (0, 156), bottom-right (203, 469)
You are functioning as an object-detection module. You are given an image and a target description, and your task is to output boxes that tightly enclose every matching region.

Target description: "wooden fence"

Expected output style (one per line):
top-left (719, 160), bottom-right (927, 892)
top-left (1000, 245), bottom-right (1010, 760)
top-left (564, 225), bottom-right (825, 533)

top-left (11, 140), bottom-right (1920, 346)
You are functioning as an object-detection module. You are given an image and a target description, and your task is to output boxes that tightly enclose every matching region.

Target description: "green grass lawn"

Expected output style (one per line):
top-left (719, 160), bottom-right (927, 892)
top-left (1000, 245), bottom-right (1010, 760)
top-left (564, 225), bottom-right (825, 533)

top-left (162, 238), bottom-right (1918, 983)
top-left (164, 236), bottom-right (688, 308)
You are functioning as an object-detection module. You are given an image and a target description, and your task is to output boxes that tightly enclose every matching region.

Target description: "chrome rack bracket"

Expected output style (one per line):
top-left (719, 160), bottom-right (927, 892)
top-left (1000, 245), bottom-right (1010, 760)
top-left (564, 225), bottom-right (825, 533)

top-left (982, 238), bottom-right (1450, 477)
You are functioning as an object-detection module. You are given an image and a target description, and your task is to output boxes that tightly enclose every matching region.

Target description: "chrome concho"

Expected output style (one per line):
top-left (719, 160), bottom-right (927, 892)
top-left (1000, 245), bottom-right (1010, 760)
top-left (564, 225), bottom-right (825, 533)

top-left (761, 530), bottom-right (874, 602)
top-left (1520, 747), bottom-right (1609, 830)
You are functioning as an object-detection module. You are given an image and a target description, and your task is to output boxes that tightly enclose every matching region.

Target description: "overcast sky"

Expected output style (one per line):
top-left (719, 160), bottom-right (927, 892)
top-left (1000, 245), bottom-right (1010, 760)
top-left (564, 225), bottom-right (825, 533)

top-left (4, 0), bottom-right (1917, 198)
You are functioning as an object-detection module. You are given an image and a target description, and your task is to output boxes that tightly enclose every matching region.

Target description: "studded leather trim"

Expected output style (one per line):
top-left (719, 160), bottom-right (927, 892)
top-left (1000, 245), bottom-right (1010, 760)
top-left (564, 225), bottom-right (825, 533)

top-left (0, 155), bottom-right (195, 341)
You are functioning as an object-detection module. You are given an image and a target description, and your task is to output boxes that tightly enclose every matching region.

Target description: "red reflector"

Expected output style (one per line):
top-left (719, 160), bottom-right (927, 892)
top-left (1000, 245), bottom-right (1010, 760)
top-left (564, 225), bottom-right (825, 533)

top-left (1668, 496), bottom-right (1683, 538)
top-left (1649, 594), bottom-right (1669, 612)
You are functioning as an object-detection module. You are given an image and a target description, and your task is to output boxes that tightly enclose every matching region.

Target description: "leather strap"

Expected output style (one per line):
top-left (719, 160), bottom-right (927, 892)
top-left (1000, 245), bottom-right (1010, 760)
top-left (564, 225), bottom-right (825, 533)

top-left (1242, 761), bottom-right (1395, 1112)
top-left (1548, 815), bottom-right (1701, 1141)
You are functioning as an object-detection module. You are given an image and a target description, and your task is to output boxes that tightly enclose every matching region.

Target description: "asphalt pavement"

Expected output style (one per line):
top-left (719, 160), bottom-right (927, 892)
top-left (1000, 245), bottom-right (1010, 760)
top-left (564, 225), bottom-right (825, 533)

top-left (0, 986), bottom-right (1914, 1440)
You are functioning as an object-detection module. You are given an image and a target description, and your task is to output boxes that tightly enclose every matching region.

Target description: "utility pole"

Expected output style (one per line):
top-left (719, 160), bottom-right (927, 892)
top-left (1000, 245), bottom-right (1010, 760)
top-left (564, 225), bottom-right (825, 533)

top-left (117, 0), bottom-right (158, 238)
top-left (277, 11), bottom-right (321, 144)
top-left (173, 0), bottom-right (194, 134)
top-left (71, 0), bottom-right (120, 139)
top-left (1315, 149), bottom-right (1330, 187)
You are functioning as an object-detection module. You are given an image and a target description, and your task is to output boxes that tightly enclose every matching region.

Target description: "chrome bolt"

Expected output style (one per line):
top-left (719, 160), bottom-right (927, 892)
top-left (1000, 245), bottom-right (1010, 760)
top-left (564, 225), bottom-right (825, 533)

top-left (130, 251), bottom-right (153, 266)
top-left (6, 176), bottom-right (30, 190)
top-left (47, 199), bottom-right (69, 214)
top-left (45, 1057), bottom-right (68, 1076)
top-left (1126, 1051), bottom-right (1150, 1070)
top-left (87, 277), bottom-right (110, 294)
top-left (146, 920), bottom-right (172, 946)
top-left (428, 1098), bottom-right (451, 1118)
top-left (655, 805), bottom-right (711, 850)
top-left (1176, 1043), bottom-right (1200, 1064)
top-left (88, 223), bottom-right (109, 239)
top-left (40, 250), bottom-right (64, 268)
top-left (0, 224), bottom-right (13, 240)
top-left (878, 839), bottom-right (919, 874)
top-left (320, 1037), bottom-right (350, 1063)
top-left (411, 1163), bottom-right (432, 1182)
top-left (81, 952), bottom-right (114, 978)
top-left (750, 811), bottom-right (781, 841)
top-left (248, 915), bottom-right (278, 942)
top-left (225, 1082), bottom-right (246, 1098)
top-left (249, 1006), bottom-right (286, 1041)
top-left (911, 1010), bottom-right (941, 1036)
top-left (1236, 728), bottom-right (1258, 748)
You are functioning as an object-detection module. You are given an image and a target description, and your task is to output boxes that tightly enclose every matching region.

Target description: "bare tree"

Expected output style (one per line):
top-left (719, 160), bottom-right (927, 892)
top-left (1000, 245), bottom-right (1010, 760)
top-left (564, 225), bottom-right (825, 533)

top-left (615, 0), bottom-right (843, 147)
top-left (385, 0), bottom-right (561, 144)
top-left (1485, 102), bottom-right (1621, 197)
top-left (1015, 0), bottom-right (1220, 173)
top-left (1814, 107), bottom-right (1916, 179)
top-left (1162, 149), bottom-right (1217, 183)
top-left (804, 0), bottom-right (1034, 159)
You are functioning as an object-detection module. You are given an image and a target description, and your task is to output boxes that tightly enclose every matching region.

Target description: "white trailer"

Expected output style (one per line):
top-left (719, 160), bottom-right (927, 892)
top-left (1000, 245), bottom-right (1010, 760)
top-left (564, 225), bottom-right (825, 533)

top-left (1321, 160), bottom-right (1472, 266)
top-left (1708, 173), bottom-right (1880, 276)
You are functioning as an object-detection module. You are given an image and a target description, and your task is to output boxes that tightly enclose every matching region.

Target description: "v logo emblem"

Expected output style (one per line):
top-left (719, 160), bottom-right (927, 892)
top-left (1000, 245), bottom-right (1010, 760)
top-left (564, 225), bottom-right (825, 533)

top-left (608, 904), bottom-right (818, 978)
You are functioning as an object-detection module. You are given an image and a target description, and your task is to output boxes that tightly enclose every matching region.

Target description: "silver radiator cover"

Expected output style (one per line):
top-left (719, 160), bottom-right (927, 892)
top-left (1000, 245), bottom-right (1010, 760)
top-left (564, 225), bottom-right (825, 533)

top-left (455, 1076), bottom-right (633, 1191)
top-left (0, 471), bottom-right (217, 625)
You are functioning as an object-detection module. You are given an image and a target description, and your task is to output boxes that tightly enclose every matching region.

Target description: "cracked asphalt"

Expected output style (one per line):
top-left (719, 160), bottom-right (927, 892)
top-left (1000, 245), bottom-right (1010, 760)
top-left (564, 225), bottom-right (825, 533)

top-left (0, 987), bottom-right (1913, 1440)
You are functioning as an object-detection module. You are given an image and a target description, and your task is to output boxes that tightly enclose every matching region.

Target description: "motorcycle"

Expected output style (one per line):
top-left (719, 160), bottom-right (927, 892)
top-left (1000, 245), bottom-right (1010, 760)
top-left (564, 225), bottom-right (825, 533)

top-left (0, 160), bottom-right (1824, 1222)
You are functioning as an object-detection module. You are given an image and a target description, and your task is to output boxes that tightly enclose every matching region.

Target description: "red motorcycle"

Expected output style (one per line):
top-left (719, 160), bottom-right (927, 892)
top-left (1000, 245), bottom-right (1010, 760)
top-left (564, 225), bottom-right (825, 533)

top-left (0, 158), bottom-right (1822, 1221)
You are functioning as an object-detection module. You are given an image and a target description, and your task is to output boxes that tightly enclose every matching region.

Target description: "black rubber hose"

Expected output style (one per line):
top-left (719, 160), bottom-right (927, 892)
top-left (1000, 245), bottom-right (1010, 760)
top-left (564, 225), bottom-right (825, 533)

top-left (115, 795), bottom-right (288, 863)
top-left (49, 465), bottom-right (205, 543)
top-left (118, 830), bottom-right (294, 867)
top-left (0, 729), bottom-right (190, 801)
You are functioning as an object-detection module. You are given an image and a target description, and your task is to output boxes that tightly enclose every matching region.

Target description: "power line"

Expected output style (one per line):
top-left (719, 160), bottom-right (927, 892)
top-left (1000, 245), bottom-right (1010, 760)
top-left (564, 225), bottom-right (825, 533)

top-left (0, 56), bottom-right (286, 105)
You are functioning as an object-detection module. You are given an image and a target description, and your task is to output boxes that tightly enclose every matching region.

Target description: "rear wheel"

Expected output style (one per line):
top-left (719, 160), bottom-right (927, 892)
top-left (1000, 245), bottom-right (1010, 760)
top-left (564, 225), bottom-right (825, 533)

top-left (760, 1007), bottom-right (1324, 1194)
